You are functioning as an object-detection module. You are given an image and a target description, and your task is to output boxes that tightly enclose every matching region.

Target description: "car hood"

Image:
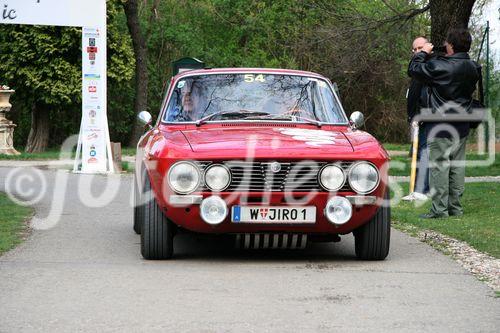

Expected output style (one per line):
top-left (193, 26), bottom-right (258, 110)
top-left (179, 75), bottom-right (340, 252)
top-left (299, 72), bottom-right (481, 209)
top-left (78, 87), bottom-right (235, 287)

top-left (180, 125), bottom-right (354, 159)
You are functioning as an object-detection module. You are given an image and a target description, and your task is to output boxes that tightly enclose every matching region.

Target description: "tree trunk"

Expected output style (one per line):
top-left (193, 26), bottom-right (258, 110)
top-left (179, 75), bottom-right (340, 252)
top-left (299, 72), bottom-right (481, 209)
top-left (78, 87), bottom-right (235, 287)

top-left (123, 0), bottom-right (149, 146)
top-left (25, 103), bottom-right (50, 153)
top-left (429, 0), bottom-right (476, 45)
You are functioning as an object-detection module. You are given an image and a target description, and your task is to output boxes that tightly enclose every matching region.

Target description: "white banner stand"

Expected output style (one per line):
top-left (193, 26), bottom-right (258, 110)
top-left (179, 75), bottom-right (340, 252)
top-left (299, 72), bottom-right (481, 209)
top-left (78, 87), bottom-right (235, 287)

top-left (0, 0), bottom-right (114, 174)
top-left (76, 25), bottom-right (114, 173)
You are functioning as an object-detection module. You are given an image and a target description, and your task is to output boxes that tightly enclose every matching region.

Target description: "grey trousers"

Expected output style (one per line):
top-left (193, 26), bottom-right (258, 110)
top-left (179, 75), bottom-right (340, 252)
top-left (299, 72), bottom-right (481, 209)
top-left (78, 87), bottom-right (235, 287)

top-left (428, 137), bottom-right (467, 216)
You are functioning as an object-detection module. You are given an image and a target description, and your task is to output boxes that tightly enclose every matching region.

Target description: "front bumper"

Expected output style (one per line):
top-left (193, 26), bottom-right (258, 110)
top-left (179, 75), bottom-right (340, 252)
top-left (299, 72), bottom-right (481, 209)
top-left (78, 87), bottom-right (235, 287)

top-left (156, 190), bottom-right (384, 235)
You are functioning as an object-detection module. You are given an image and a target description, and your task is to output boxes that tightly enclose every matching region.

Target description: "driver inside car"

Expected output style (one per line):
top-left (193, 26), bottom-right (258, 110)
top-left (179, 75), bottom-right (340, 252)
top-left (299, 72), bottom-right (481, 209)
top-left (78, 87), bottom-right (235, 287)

top-left (167, 88), bottom-right (198, 122)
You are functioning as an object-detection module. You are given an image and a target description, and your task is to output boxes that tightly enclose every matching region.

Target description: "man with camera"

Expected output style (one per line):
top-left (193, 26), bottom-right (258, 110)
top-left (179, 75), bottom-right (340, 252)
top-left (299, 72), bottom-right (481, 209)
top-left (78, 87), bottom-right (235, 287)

top-left (408, 28), bottom-right (480, 219)
top-left (404, 36), bottom-right (431, 202)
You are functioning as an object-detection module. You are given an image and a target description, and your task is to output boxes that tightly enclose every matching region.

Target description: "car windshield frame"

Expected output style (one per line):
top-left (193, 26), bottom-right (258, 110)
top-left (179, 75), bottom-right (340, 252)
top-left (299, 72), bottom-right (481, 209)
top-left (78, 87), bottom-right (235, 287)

top-left (159, 71), bottom-right (349, 125)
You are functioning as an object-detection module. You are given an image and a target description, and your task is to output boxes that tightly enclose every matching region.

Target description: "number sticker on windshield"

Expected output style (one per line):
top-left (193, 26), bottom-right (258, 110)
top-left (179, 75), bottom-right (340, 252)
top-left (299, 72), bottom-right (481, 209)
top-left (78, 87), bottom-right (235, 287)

top-left (244, 74), bottom-right (266, 83)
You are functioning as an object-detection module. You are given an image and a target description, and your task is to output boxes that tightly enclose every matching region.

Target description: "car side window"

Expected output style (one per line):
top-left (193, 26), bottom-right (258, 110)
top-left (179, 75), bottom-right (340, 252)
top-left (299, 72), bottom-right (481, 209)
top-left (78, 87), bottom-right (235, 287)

top-left (318, 83), bottom-right (344, 123)
top-left (165, 90), bottom-right (181, 122)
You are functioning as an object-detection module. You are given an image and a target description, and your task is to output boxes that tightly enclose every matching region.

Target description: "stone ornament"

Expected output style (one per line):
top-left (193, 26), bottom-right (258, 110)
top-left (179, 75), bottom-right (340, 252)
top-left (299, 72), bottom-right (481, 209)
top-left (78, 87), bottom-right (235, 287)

top-left (0, 86), bottom-right (20, 155)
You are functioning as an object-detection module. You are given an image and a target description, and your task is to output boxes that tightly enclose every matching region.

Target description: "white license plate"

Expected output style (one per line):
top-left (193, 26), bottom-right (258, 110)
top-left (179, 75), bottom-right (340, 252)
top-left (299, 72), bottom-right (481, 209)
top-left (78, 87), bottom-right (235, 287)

top-left (231, 206), bottom-right (316, 224)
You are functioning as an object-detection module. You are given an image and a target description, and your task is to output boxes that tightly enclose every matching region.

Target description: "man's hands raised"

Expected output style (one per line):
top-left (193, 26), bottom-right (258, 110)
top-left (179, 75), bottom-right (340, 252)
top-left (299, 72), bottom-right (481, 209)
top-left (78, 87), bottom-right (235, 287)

top-left (422, 42), bottom-right (434, 54)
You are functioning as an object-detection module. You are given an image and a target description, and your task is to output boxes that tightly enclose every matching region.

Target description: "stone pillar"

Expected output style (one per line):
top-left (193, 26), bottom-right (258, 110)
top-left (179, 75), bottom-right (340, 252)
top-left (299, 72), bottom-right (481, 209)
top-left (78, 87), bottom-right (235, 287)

top-left (0, 88), bottom-right (20, 155)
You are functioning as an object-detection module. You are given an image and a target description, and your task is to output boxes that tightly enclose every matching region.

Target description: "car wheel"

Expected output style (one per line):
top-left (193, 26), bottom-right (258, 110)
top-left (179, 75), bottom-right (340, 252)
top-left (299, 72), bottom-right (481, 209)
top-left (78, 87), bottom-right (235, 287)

top-left (140, 176), bottom-right (174, 260)
top-left (354, 190), bottom-right (391, 260)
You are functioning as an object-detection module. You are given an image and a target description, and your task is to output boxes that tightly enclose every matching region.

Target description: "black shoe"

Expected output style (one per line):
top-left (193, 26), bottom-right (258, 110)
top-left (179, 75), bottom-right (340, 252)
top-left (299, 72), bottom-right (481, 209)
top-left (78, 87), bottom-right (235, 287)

top-left (419, 213), bottom-right (448, 219)
top-left (449, 211), bottom-right (463, 217)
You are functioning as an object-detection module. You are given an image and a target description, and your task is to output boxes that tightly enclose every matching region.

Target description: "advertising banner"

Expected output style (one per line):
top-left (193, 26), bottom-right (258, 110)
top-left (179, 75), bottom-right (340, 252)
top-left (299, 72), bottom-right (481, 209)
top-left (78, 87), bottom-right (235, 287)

top-left (79, 26), bottom-right (112, 173)
top-left (0, 0), bottom-right (103, 27)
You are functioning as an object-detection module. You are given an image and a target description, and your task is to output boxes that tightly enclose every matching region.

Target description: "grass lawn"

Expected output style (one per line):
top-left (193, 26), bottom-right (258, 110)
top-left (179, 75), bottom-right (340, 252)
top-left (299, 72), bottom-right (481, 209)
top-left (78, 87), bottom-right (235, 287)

top-left (0, 193), bottom-right (33, 255)
top-left (383, 143), bottom-right (411, 152)
top-left (0, 149), bottom-right (67, 160)
top-left (389, 153), bottom-right (500, 177)
top-left (0, 147), bottom-right (136, 160)
top-left (392, 182), bottom-right (500, 258)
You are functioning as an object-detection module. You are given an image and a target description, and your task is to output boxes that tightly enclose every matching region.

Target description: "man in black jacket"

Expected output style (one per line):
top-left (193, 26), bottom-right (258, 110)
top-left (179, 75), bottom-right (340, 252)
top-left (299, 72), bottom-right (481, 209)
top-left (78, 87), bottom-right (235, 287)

top-left (407, 37), bottom-right (428, 123)
top-left (408, 28), bottom-right (479, 219)
top-left (406, 37), bottom-right (430, 200)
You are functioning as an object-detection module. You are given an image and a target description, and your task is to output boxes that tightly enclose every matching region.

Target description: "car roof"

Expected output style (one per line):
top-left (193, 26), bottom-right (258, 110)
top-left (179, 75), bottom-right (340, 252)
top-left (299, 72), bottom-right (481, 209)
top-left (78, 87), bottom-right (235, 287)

top-left (173, 68), bottom-right (328, 81)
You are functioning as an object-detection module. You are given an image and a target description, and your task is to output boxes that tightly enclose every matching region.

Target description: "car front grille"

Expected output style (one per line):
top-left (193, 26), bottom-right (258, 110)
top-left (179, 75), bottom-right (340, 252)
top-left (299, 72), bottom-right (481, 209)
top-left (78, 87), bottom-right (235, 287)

top-left (195, 160), bottom-right (354, 192)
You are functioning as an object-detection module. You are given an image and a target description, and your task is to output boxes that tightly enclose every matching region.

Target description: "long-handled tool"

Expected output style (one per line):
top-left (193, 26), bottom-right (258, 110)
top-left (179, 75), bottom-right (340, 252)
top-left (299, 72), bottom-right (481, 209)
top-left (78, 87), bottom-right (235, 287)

top-left (409, 122), bottom-right (419, 194)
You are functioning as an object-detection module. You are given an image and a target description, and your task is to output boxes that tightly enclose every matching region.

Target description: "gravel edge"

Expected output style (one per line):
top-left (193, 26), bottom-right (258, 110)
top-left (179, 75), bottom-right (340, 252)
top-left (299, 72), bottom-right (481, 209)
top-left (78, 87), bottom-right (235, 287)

top-left (416, 229), bottom-right (499, 293)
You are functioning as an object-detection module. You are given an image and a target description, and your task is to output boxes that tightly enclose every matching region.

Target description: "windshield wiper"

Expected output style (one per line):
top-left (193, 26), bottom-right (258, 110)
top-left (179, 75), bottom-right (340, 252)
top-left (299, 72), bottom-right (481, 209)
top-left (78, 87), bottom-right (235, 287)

top-left (244, 114), bottom-right (291, 121)
top-left (246, 114), bottom-right (323, 127)
top-left (293, 115), bottom-right (323, 128)
top-left (196, 110), bottom-right (270, 126)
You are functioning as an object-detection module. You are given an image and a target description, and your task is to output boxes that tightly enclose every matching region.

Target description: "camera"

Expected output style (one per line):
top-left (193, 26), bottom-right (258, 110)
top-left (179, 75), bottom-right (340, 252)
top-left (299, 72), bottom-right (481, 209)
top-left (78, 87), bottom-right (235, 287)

top-left (433, 45), bottom-right (447, 54)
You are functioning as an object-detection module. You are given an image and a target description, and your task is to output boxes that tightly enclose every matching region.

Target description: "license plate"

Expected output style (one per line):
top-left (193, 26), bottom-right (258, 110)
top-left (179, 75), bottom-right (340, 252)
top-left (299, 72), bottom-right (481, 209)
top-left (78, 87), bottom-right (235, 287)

top-left (232, 206), bottom-right (316, 224)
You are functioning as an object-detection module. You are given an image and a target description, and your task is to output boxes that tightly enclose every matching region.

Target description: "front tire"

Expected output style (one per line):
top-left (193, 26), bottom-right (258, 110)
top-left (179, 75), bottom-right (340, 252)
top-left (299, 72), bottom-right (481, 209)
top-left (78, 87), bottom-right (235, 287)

top-left (354, 191), bottom-right (391, 260)
top-left (140, 177), bottom-right (174, 260)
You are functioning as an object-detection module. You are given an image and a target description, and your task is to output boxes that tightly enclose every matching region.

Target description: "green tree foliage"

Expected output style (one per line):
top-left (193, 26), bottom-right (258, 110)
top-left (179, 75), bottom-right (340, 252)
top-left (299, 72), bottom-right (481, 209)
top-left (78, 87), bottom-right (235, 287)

top-left (143, 0), bottom-right (432, 141)
top-left (144, 0), bottom-right (320, 119)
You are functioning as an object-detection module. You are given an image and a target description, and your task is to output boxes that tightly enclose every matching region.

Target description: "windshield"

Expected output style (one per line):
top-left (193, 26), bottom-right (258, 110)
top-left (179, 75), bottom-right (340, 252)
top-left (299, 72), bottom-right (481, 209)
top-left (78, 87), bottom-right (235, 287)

top-left (163, 74), bottom-right (347, 124)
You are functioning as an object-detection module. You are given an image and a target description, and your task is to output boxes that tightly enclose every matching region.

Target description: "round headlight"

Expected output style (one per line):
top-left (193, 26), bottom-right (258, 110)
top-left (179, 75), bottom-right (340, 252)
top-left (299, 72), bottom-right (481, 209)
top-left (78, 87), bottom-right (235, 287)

top-left (348, 162), bottom-right (379, 194)
top-left (168, 161), bottom-right (200, 194)
top-left (319, 164), bottom-right (346, 191)
top-left (200, 196), bottom-right (228, 225)
top-left (204, 164), bottom-right (231, 191)
top-left (325, 196), bottom-right (352, 225)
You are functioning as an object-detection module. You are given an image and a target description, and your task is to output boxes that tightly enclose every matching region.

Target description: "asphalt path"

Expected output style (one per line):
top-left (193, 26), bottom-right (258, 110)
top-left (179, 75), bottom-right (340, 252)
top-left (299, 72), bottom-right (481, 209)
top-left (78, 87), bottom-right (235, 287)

top-left (0, 167), bottom-right (498, 332)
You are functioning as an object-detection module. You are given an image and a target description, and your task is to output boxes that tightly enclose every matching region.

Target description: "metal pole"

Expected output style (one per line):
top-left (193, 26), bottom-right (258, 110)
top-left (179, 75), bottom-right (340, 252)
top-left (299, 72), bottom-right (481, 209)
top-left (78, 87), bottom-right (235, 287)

top-left (485, 21), bottom-right (490, 107)
top-left (476, 22), bottom-right (490, 155)
top-left (477, 22), bottom-right (488, 63)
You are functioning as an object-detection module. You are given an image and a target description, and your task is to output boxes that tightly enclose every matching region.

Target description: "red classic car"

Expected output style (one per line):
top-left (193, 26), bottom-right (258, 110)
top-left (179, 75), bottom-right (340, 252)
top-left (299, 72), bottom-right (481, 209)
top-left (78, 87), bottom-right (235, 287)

top-left (134, 68), bottom-right (390, 260)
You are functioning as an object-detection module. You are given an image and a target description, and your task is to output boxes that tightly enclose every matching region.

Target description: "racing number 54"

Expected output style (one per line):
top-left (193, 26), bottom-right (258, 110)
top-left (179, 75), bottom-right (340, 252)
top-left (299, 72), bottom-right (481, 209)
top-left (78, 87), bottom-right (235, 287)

top-left (244, 74), bottom-right (266, 83)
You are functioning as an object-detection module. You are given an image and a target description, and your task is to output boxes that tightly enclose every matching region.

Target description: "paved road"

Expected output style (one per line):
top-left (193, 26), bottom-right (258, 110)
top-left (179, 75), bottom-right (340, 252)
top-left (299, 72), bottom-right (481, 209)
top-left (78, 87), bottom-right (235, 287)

top-left (0, 167), bottom-right (498, 332)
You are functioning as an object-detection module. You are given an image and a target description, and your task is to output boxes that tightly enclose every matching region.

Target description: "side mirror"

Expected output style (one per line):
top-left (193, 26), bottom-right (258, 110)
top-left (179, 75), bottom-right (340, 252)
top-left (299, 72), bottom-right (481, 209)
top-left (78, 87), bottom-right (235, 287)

top-left (350, 111), bottom-right (364, 129)
top-left (137, 111), bottom-right (153, 128)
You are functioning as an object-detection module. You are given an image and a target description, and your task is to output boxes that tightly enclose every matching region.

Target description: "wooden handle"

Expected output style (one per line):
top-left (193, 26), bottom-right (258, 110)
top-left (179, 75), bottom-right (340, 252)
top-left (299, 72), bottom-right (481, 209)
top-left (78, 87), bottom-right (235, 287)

top-left (409, 123), bottom-right (419, 194)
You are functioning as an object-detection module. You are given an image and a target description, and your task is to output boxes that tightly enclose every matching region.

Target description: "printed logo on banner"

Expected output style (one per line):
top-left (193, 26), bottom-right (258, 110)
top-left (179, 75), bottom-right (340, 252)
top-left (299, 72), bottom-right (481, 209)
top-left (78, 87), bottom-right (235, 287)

top-left (84, 30), bottom-right (100, 71)
top-left (83, 29), bottom-right (100, 39)
top-left (85, 85), bottom-right (99, 101)
top-left (87, 132), bottom-right (99, 141)
top-left (89, 145), bottom-right (97, 157)
top-left (84, 74), bottom-right (101, 80)
top-left (88, 109), bottom-right (97, 125)
top-left (83, 74), bottom-right (101, 102)
top-left (0, 1), bottom-right (105, 27)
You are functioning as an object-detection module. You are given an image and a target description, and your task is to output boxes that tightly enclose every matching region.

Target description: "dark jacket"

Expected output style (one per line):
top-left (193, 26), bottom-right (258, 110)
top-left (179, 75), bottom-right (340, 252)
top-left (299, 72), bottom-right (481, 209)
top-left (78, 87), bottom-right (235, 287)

top-left (407, 78), bottom-right (424, 124)
top-left (408, 52), bottom-right (479, 139)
